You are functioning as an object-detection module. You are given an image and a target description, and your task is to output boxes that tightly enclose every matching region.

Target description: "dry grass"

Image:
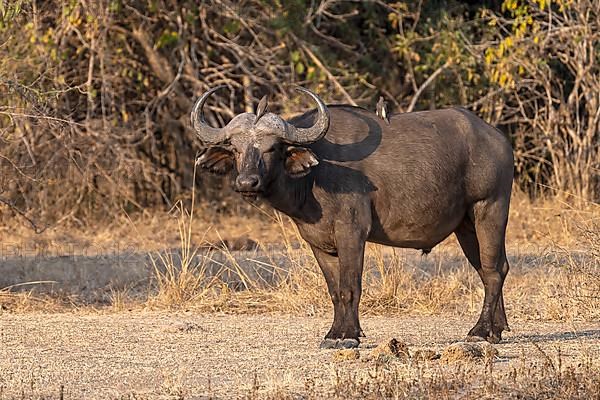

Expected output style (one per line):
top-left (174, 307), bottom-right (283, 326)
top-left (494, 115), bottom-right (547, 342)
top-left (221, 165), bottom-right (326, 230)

top-left (0, 190), bottom-right (598, 322)
top-left (142, 248), bottom-right (600, 323)
top-left (261, 351), bottom-right (600, 399)
top-left (0, 281), bottom-right (73, 312)
top-left (138, 201), bottom-right (599, 323)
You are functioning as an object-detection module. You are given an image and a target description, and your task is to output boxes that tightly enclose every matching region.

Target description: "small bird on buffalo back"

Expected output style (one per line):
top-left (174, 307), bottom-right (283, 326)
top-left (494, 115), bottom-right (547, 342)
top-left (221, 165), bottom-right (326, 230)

top-left (376, 96), bottom-right (390, 124)
top-left (254, 94), bottom-right (269, 124)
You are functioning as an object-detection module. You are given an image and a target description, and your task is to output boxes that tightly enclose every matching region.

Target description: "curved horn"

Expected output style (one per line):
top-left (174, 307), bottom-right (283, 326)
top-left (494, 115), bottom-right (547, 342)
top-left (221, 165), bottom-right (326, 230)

top-left (282, 87), bottom-right (330, 144)
top-left (191, 85), bottom-right (229, 144)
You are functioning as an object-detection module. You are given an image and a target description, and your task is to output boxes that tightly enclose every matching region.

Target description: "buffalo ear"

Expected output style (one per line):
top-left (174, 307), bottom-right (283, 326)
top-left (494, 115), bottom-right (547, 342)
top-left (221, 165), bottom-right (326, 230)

top-left (196, 147), bottom-right (234, 174)
top-left (284, 146), bottom-right (319, 178)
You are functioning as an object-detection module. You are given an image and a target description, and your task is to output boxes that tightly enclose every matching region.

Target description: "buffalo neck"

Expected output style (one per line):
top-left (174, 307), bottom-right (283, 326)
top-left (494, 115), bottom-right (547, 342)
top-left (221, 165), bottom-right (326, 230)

top-left (263, 172), bottom-right (320, 223)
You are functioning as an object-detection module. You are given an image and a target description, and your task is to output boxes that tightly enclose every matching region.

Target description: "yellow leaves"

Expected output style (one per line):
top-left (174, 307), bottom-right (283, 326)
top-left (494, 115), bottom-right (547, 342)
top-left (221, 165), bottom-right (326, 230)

top-left (121, 108), bottom-right (129, 123)
top-left (502, 0), bottom-right (519, 11)
top-left (485, 48), bottom-right (495, 65)
top-left (41, 28), bottom-right (54, 45)
top-left (515, 21), bottom-right (528, 38)
top-left (388, 3), bottom-right (410, 30)
top-left (485, 30), bottom-right (523, 89)
top-left (30, 27), bottom-right (56, 46)
top-left (537, 0), bottom-right (547, 10)
top-left (467, 69), bottom-right (474, 82)
top-left (495, 36), bottom-right (515, 58)
top-left (68, 13), bottom-right (81, 27)
top-left (491, 69), bottom-right (499, 83)
top-left (0, 0), bottom-right (26, 29)
top-left (388, 12), bottom-right (399, 30)
top-left (553, 0), bottom-right (574, 12)
top-left (490, 67), bottom-right (515, 89)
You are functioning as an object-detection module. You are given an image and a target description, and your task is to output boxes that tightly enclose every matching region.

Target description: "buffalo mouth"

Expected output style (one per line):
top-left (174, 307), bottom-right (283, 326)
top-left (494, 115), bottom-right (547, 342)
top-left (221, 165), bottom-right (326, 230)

top-left (237, 190), bottom-right (261, 201)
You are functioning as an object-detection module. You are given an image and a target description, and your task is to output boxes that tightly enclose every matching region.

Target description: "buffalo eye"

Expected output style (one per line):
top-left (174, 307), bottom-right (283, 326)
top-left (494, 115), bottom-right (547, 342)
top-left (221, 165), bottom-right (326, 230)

top-left (196, 147), bottom-right (234, 175)
top-left (284, 146), bottom-right (319, 178)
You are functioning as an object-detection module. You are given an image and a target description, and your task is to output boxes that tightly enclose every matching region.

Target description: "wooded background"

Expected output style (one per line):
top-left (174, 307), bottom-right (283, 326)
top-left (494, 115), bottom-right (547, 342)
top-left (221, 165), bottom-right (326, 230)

top-left (0, 0), bottom-right (598, 225)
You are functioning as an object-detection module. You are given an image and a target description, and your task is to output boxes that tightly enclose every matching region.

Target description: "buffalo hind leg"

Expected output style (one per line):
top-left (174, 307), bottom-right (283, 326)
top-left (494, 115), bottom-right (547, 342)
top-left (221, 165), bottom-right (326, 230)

top-left (455, 217), bottom-right (510, 336)
top-left (455, 203), bottom-right (510, 343)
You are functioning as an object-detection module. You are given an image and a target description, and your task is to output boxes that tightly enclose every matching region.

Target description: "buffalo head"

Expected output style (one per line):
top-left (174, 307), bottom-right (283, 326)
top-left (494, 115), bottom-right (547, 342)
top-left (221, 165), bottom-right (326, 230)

top-left (192, 86), bottom-right (330, 200)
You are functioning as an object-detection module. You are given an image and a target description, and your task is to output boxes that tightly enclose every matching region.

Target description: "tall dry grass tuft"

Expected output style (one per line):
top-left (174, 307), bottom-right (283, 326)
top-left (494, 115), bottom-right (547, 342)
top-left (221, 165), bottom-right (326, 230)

top-left (148, 204), bottom-right (217, 307)
top-left (361, 247), bottom-right (479, 316)
top-left (148, 164), bottom-right (225, 308)
top-left (0, 281), bottom-right (68, 312)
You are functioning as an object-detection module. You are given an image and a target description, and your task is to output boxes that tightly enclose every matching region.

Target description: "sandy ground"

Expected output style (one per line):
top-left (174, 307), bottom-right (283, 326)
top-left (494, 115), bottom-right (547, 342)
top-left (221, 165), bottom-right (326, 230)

top-left (1, 312), bottom-right (598, 399)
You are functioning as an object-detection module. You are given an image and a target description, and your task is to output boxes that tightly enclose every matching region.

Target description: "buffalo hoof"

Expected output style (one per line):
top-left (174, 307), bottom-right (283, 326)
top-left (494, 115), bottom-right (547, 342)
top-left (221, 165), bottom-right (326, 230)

top-left (465, 333), bottom-right (501, 344)
top-left (487, 333), bottom-right (502, 344)
top-left (320, 338), bottom-right (360, 349)
top-left (465, 335), bottom-right (486, 342)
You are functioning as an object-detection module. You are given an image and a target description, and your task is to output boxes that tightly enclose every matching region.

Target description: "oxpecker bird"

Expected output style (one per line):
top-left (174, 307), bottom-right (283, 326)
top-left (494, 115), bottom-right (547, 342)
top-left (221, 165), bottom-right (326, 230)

top-left (376, 96), bottom-right (389, 124)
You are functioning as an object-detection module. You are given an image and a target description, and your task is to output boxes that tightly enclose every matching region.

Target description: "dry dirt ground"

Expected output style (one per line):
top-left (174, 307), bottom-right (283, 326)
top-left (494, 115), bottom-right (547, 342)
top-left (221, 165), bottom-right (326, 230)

top-left (1, 312), bottom-right (599, 399)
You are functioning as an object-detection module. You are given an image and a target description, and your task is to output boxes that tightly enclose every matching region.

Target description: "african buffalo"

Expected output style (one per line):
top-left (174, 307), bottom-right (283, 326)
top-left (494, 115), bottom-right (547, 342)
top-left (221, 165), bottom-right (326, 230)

top-left (192, 86), bottom-right (514, 349)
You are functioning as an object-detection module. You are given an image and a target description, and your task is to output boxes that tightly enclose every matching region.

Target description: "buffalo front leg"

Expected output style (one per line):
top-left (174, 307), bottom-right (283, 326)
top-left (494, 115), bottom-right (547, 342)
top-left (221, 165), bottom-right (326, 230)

top-left (311, 231), bottom-right (367, 349)
top-left (310, 246), bottom-right (345, 345)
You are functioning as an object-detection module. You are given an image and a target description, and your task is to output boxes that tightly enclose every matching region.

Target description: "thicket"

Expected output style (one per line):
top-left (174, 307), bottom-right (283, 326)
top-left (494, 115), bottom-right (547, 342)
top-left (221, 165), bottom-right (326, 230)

top-left (0, 0), bottom-right (597, 224)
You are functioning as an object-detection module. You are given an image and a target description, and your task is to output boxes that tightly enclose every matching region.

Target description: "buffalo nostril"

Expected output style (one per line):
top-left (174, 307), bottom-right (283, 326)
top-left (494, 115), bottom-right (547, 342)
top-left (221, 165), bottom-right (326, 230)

top-left (236, 175), bottom-right (260, 191)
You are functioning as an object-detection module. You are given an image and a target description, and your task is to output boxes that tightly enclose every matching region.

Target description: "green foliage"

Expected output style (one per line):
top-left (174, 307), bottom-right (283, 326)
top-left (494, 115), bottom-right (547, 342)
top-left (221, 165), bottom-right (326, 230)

top-left (156, 30), bottom-right (179, 49)
top-left (268, 0), bottom-right (306, 35)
